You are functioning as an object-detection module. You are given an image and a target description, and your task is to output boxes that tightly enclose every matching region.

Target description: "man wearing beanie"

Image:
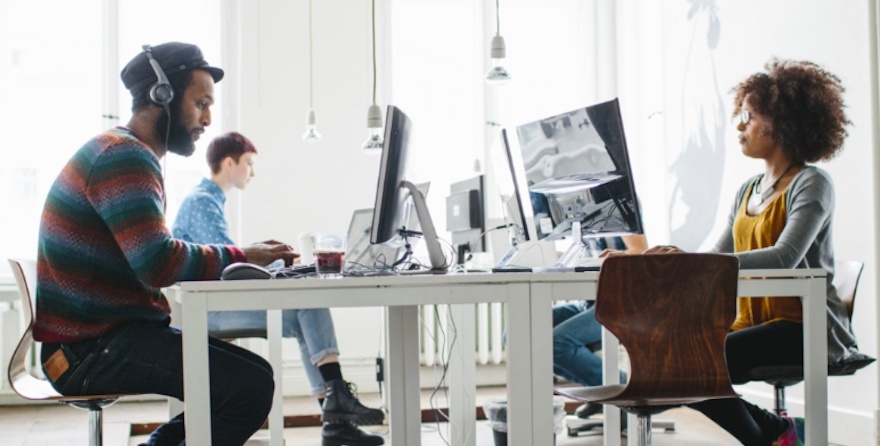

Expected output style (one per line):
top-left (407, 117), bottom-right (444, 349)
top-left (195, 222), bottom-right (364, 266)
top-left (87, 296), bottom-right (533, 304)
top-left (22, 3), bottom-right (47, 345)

top-left (33, 42), bottom-right (297, 446)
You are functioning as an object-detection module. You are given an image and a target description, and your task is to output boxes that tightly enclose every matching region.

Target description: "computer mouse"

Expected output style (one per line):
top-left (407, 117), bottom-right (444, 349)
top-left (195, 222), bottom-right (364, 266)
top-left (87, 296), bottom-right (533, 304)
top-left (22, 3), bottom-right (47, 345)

top-left (221, 262), bottom-right (272, 280)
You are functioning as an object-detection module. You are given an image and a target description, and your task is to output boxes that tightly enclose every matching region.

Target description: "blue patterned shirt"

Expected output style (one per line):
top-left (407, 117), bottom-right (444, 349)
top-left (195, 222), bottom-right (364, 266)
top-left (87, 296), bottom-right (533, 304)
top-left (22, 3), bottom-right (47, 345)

top-left (172, 178), bottom-right (234, 245)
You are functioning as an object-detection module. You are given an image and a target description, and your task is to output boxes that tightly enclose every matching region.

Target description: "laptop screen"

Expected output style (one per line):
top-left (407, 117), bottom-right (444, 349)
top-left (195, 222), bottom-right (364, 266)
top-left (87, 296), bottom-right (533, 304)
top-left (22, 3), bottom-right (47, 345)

top-left (345, 208), bottom-right (408, 271)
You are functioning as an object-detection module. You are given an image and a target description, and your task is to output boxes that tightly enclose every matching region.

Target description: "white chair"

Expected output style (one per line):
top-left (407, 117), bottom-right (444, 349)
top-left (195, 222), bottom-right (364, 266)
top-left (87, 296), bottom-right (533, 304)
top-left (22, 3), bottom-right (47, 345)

top-left (7, 259), bottom-right (135, 446)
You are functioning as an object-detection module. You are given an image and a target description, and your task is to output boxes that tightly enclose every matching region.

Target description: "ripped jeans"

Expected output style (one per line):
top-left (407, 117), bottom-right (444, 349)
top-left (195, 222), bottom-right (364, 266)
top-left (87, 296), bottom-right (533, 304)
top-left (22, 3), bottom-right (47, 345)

top-left (41, 318), bottom-right (274, 446)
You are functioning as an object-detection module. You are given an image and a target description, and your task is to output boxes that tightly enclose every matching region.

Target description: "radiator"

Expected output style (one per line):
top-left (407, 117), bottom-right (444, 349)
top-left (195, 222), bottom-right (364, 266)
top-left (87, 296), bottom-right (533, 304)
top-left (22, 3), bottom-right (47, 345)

top-left (419, 303), bottom-right (506, 366)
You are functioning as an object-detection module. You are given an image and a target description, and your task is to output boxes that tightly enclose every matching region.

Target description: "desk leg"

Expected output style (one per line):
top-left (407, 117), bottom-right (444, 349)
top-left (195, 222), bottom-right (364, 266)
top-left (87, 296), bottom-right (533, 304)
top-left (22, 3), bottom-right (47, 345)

top-left (448, 304), bottom-right (476, 446)
top-left (601, 328), bottom-right (622, 446)
top-left (803, 278), bottom-right (828, 445)
top-left (182, 291), bottom-right (212, 446)
top-left (267, 309), bottom-right (285, 446)
top-left (386, 305), bottom-right (421, 445)
top-left (506, 283), bottom-right (533, 446)
top-left (528, 283), bottom-right (554, 446)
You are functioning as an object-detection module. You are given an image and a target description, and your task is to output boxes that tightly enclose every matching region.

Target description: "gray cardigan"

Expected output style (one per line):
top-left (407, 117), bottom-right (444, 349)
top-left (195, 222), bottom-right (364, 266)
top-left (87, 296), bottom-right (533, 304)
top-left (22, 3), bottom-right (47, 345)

top-left (711, 166), bottom-right (859, 363)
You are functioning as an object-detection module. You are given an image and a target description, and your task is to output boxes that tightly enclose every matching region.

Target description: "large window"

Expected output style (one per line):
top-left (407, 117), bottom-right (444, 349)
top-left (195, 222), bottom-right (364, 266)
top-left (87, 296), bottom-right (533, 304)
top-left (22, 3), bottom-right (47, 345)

top-left (0, 0), bottom-right (222, 278)
top-left (116, 0), bottom-right (223, 229)
top-left (0, 0), bottom-right (103, 276)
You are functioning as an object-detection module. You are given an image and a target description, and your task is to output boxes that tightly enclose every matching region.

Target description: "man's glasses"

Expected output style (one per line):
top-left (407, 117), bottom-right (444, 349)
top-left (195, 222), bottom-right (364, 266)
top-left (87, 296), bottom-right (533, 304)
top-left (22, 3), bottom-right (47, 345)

top-left (740, 109), bottom-right (751, 125)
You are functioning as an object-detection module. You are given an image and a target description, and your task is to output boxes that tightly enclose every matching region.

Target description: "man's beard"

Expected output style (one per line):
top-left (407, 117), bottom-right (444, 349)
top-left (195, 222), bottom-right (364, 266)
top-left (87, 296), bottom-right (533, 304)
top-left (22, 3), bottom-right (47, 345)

top-left (155, 106), bottom-right (196, 157)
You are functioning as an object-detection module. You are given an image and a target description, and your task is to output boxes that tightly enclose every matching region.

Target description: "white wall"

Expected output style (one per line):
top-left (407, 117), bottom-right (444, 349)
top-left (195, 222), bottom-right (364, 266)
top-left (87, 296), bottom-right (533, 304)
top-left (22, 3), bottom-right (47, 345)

top-left (617, 1), bottom-right (878, 444)
top-left (229, 0), bottom-right (387, 392)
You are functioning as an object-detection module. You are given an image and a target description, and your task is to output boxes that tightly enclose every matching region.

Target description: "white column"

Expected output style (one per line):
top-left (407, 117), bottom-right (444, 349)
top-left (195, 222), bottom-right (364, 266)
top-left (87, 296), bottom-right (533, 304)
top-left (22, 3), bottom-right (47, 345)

top-left (596, 0), bottom-right (618, 100)
top-left (602, 329), bottom-right (621, 446)
top-left (505, 283), bottom-right (533, 446)
top-left (182, 291), bottom-right (212, 446)
top-left (529, 283), bottom-right (555, 445)
top-left (386, 305), bottom-right (421, 446)
top-left (447, 303), bottom-right (476, 446)
top-left (868, 2), bottom-right (880, 436)
top-left (267, 309), bottom-right (284, 446)
top-left (803, 277), bottom-right (828, 444)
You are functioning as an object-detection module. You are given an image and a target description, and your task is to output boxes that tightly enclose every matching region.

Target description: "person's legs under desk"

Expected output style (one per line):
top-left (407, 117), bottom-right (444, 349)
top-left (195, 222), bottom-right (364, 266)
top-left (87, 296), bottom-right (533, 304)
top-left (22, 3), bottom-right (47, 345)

top-left (42, 319), bottom-right (274, 446)
top-left (690, 321), bottom-right (804, 445)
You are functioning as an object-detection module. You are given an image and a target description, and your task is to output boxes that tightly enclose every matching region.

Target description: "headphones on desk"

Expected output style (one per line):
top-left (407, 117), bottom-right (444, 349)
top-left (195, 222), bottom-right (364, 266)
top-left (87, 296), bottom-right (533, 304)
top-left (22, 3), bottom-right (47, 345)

top-left (142, 44), bottom-right (174, 107)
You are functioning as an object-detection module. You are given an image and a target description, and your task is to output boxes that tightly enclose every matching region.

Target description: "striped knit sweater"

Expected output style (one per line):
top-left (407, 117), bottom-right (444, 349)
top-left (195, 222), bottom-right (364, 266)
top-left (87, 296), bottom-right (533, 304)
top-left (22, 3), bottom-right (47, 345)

top-left (34, 127), bottom-right (246, 343)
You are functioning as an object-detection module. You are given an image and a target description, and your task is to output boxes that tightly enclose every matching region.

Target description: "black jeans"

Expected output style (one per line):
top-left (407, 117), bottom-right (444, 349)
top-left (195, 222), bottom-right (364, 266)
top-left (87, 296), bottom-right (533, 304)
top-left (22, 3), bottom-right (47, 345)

top-left (690, 320), bottom-right (803, 446)
top-left (41, 318), bottom-right (274, 446)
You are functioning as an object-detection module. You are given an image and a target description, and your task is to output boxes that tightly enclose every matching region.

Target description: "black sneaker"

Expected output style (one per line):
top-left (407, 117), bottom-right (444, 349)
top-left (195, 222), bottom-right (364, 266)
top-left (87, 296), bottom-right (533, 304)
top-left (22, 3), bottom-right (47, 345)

top-left (322, 422), bottom-right (384, 446)
top-left (574, 402), bottom-right (603, 419)
top-left (322, 379), bottom-right (385, 425)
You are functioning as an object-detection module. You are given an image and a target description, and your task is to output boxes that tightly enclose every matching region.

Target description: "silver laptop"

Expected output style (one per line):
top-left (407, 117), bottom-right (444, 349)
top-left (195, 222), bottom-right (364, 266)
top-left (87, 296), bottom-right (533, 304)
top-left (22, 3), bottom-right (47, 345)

top-left (345, 184), bottom-right (428, 272)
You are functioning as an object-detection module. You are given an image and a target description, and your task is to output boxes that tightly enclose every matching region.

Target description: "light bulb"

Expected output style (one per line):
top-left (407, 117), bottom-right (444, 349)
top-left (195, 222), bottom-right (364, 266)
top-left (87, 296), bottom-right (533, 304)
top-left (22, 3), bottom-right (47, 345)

top-left (485, 35), bottom-right (511, 86)
top-left (362, 104), bottom-right (384, 154)
top-left (362, 127), bottom-right (383, 154)
top-left (485, 63), bottom-right (512, 85)
top-left (302, 109), bottom-right (321, 143)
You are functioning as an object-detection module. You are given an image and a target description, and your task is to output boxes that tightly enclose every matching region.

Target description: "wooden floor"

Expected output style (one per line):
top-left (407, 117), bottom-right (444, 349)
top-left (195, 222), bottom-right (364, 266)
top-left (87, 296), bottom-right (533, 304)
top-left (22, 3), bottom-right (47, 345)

top-left (0, 386), bottom-right (832, 445)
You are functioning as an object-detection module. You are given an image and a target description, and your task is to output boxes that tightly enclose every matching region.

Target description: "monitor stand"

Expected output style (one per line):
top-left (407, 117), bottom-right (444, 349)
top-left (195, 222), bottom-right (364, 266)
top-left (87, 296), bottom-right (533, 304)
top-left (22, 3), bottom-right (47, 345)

top-left (400, 180), bottom-right (448, 273)
top-left (556, 221), bottom-right (591, 267)
top-left (529, 221), bottom-right (598, 273)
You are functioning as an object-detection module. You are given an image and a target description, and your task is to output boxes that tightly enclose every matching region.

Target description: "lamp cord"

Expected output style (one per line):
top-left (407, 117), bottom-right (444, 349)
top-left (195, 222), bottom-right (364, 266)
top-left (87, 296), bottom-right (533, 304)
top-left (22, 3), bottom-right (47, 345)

top-left (308, 0), bottom-right (314, 109)
top-left (371, 0), bottom-right (378, 105)
top-left (495, 0), bottom-right (500, 35)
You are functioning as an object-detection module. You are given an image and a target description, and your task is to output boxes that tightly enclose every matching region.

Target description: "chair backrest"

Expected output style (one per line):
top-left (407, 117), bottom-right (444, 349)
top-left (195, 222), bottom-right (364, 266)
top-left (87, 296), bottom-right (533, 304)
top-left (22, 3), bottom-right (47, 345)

top-left (7, 258), bottom-right (62, 400)
top-left (595, 253), bottom-right (739, 403)
top-left (832, 261), bottom-right (864, 321)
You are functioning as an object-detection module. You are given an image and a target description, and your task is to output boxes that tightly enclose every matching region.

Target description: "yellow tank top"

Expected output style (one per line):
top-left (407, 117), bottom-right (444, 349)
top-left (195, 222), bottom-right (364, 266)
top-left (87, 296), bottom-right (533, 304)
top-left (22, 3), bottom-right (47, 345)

top-left (730, 186), bottom-right (803, 331)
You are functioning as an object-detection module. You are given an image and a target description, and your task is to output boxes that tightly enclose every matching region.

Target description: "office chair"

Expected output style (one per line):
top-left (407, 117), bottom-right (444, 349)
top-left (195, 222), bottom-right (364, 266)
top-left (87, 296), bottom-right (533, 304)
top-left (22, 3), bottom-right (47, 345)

top-left (555, 253), bottom-right (740, 446)
top-left (7, 259), bottom-right (137, 446)
top-left (742, 261), bottom-right (875, 415)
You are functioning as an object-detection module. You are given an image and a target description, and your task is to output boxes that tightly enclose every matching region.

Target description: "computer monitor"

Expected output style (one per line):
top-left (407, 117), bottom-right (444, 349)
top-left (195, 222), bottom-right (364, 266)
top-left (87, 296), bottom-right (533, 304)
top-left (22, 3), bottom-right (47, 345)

top-left (504, 98), bottom-right (643, 249)
top-left (446, 175), bottom-right (486, 264)
top-left (370, 105), bottom-right (447, 272)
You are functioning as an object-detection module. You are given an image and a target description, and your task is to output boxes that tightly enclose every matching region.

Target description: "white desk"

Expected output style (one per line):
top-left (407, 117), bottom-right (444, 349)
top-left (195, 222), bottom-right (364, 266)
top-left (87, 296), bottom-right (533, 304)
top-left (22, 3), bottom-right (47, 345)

top-left (179, 273), bottom-right (536, 446)
top-left (179, 268), bottom-right (828, 446)
top-left (528, 268), bottom-right (828, 446)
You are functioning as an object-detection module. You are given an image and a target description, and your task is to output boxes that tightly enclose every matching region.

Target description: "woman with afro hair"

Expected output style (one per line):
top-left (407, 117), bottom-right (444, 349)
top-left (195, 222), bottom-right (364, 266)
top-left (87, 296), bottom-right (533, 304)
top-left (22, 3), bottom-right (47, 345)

top-left (648, 58), bottom-right (861, 445)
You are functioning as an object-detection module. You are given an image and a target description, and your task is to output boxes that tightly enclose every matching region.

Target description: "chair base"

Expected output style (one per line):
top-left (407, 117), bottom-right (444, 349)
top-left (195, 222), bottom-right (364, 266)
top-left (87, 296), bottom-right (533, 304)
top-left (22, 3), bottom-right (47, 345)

top-left (565, 415), bottom-right (675, 437)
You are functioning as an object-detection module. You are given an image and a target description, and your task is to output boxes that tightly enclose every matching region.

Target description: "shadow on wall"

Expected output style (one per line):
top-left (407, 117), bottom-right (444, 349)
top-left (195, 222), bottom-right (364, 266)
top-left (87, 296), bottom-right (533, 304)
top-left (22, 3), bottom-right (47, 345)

top-left (668, 0), bottom-right (726, 251)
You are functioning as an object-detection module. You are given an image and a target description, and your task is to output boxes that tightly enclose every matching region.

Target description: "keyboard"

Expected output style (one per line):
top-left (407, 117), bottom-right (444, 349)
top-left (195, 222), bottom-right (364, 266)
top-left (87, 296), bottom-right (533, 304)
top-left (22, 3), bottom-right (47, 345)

top-left (269, 263), bottom-right (317, 278)
top-left (570, 257), bottom-right (605, 269)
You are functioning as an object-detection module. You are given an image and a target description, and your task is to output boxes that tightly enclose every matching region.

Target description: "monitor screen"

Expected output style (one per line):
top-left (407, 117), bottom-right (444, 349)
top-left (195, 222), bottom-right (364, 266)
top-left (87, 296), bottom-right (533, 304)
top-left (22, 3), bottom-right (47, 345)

top-left (446, 175), bottom-right (486, 257)
top-left (369, 106), bottom-right (447, 271)
top-left (370, 105), bottom-right (413, 246)
top-left (504, 99), bottom-right (643, 242)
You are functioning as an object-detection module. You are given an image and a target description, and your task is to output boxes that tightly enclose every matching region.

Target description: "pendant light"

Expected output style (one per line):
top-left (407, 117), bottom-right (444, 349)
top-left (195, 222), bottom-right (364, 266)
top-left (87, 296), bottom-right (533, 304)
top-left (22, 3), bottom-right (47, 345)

top-left (362, 0), bottom-right (384, 154)
top-left (485, 0), bottom-right (511, 85)
top-left (302, 0), bottom-right (321, 142)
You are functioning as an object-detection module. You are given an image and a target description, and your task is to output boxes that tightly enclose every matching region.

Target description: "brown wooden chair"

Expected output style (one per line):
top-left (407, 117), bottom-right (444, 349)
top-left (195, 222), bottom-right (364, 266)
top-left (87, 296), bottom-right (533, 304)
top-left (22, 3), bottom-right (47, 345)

top-left (742, 260), bottom-right (875, 414)
top-left (7, 259), bottom-right (135, 446)
top-left (555, 253), bottom-right (740, 446)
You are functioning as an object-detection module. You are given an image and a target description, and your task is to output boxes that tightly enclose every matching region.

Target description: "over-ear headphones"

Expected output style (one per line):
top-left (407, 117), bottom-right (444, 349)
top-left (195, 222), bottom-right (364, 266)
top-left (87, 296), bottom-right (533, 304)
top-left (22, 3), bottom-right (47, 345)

top-left (142, 44), bottom-right (174, 107)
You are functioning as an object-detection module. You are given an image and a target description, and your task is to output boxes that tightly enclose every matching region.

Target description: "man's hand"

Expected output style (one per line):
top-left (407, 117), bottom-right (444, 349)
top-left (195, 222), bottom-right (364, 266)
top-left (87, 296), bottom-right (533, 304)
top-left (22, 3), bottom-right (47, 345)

top-left (243, 241), bottom-right (300, 266)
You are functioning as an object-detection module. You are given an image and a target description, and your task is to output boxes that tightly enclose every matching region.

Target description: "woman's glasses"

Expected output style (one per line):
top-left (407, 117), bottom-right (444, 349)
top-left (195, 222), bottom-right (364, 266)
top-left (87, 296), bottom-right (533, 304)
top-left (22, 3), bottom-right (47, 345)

top-left (740, 109), bottom-right (751, 125)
